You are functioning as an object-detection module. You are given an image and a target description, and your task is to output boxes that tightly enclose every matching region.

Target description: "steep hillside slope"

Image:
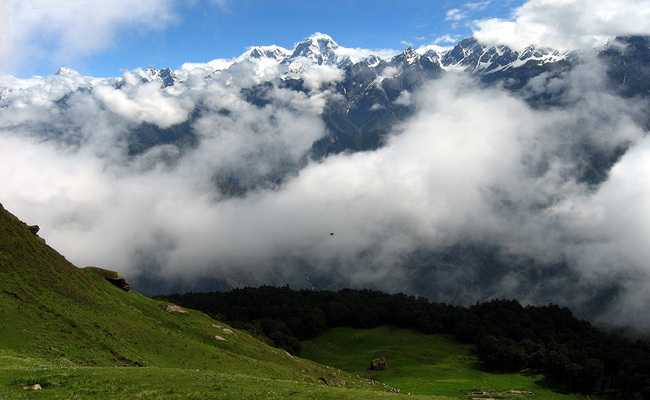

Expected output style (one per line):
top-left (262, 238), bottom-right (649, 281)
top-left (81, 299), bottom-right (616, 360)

top-left (0, 201), bottom-right (299, 373)
top-left (0, 203), bottom-right (425, 398)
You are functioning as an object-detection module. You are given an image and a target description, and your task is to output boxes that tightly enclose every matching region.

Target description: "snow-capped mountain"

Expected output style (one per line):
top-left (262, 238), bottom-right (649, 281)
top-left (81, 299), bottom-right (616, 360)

top-left (128, 33), bottom-right (572, 90)
top-left (240, 45), bottom-right (290, 61)
top-left (441, 38), bottom-right (570, 73)
top-left (0, 32), bottom-right (646, 160)
top-left (289, 33), bottom-right (340, 65)
top-left (129, 67), bottom-right (177, 87)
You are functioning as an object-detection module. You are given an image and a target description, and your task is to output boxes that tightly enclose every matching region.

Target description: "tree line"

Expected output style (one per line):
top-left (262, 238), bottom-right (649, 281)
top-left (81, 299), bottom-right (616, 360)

top-left (163, 286), bottom-right (650, 398)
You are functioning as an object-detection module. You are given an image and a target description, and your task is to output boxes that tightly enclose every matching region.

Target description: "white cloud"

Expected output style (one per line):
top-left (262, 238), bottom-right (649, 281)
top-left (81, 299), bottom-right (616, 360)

top-left (300, 64), bottom-right (344, 90)
top-left (464, 0), bottom-right (492, 10)
top-left (446, 8), bottom-right (466, 21)
top-left (474, 0), bottom-right (650, 50)
top-left (434, 34), bottom-right (463, 45)
top-left (0, 0), bottom-right (177, 73)
top-left (394, 90), bottom-right (412, 106)
top-left (94, 82), bottom-right (191, 128)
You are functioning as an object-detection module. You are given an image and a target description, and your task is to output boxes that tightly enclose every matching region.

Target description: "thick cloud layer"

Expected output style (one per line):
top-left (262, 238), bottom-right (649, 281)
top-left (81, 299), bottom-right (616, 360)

top-left (1, 46), bottom-right (650, 328)
top-left (474, 0), bottom-right (650, 50)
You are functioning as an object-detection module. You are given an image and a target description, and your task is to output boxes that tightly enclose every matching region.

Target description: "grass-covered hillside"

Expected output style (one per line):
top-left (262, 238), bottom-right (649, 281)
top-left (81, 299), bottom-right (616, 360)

top-left (302, 327), bottom-right (586, 400)
top-left (0, 204), bottom-right (425, 399)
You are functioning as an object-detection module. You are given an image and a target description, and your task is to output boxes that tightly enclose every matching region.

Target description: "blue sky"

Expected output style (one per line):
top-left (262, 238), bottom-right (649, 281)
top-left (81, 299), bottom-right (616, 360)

top-left (27, 0), bottom-right (523, 77)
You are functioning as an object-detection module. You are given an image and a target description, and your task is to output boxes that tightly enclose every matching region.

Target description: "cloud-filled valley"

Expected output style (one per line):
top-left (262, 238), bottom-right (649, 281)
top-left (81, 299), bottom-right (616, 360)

top-left (3, 2), bottom-right (650, 330)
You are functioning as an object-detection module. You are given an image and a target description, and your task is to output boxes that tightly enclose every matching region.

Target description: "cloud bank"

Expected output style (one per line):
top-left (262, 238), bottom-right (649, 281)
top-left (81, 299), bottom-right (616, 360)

top-left (2, 50), bottom-right (650, 329)
top-left (474, 0), bottom-right (650, 50)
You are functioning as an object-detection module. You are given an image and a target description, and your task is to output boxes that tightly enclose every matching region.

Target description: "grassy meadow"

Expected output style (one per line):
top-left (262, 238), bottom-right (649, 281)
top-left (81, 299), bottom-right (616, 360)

top-left (302, 326), bottom-right (590, 400)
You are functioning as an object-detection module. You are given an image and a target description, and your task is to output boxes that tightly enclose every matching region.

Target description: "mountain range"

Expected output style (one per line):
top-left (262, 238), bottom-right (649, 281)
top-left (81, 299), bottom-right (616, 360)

top-left (3, 32), bottom-right (646, 162)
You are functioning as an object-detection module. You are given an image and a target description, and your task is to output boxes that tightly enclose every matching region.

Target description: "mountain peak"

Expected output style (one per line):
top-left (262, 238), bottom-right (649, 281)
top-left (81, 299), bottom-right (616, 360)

top-left (239, 45), bottom-right (290, 62)
top-left (131, 67), bottom-right (176, 87)
top-left (291, 32), bottom-right (339, 65)
top-left (55, 67), bottom-right (81, 77)
top-left (305, 32), bottom-right (338, 46)
top-left (391, 47), bottom-right (423, 66)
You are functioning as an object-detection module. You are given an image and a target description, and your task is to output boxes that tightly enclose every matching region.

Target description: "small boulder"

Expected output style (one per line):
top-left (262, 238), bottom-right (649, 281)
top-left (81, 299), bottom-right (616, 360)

top-left (214, 335), bottom-right (226, 342)
top-left (23, 384), bottom-right (42, 391)
top-left (164, 304), bottom-right (189, 314)
top-left (369, 357), bottom-right (388, 371)
top-left (222, 328), bottom-right (234, 334)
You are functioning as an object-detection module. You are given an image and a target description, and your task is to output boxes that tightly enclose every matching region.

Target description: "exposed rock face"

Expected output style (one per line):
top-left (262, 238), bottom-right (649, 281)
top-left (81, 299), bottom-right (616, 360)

top-left (83, 267), bottom-right (131, 292)
top-left (369, 357), bottom-right (388, 371)
top-left (105, 276), bottom-right (130, 292)
top-left (27, 225), bottom-right (40, 235)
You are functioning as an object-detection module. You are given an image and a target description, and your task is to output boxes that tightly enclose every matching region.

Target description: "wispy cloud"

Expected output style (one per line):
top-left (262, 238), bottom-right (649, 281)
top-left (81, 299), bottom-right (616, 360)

top-left (434, 34), bottom-right (462, 45)
top-left (446, 8), bottom-right (466, 21)
top-left (464, 0), bottom-right (492, 11)
top-left (210, 0), bottom-right (230, 12)
top-left (0, 0), bottom-right (178, 74)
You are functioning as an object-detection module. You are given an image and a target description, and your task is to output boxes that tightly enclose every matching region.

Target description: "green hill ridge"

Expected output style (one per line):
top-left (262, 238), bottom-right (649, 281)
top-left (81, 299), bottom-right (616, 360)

top-left (0, 204), bottom-right (419, 399)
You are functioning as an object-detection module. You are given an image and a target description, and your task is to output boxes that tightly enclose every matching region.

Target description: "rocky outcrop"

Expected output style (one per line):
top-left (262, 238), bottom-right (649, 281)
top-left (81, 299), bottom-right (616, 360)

top-left (163, 304), bottom-right (188, 314)
top-left (83, 267), bottom-right (131, 292)
top-left (106, 276), bottom-right (130, 291)
top-left (27, 225), bottom-right (40, 235)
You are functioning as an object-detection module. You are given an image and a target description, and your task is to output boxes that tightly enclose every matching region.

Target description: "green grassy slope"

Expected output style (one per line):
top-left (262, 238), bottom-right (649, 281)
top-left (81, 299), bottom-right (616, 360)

top-left (0, 203), bottom-right (313, 375)
top-left (0, 204), bottom-right (425, 399)
top-left (301, 327), bottom-right (589, 400)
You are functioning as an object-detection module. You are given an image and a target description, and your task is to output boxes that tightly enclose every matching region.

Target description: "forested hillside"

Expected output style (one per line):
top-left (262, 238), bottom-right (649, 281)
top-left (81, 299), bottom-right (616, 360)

top-left (166, 287), bottom-right (650, 397)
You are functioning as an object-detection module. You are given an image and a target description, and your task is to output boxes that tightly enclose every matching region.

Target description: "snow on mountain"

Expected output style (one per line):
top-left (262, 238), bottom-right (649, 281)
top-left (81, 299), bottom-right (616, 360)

top-left (334, 48), bottom-right (398, 65)
top-left (106, 33), bottom-right (571, 90)
top-left (416, 45), bottom-right (451, 64)
top-left (0, 32), bottom-right (581, 108)
top-left (130, 67), bottom-right (177, 87)
top-left (440, 38), bottom-right (570, 73)
top-left (178, 58), bottom-right (235, 82)
top-left (416, 44), bottom-right (452, 56)
top-left (0, 68), bottom-right (111, 108)
top-left (290, 33), bottom-right (339, 65)
top-left (238, 45), bottom-right (291, 62)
